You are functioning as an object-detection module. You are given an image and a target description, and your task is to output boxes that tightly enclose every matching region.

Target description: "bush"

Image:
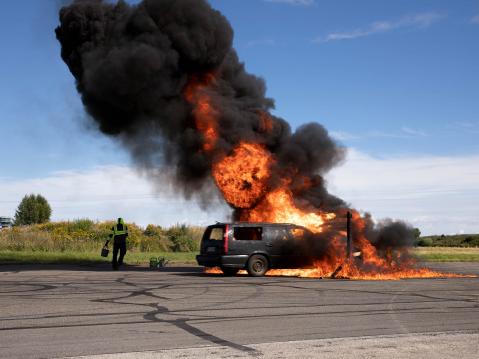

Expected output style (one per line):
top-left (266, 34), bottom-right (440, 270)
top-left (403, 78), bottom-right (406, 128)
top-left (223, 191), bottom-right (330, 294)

top-left (0, 221), bottom-right (204, 253)
top-left (463, 236), bottom-right (479, 247)
top-left (417, 234), bottom-right (479, 247)
top-left (417, 237), bottom-right (433, 247)
top-left (144, 224), bottom-right (163, 237)
top-left (69, 219), bottom-right (94, 232)
top-left (142, 225), bottom-right (172, 251)
top-left (167, 224), bottom-right (201, 252)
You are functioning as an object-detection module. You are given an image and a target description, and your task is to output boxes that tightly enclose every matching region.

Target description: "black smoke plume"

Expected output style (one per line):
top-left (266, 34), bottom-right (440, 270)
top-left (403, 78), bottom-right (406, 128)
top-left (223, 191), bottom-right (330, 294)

top-left (56, 0), bottom-right (415, 260)
top-left (55, 0), bottom-right (343, 205)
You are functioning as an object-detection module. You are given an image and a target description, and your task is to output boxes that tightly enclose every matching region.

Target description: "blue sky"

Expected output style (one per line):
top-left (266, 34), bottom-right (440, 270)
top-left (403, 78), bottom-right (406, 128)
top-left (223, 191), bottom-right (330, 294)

top-left (1, 0), bottom-right (478, 234)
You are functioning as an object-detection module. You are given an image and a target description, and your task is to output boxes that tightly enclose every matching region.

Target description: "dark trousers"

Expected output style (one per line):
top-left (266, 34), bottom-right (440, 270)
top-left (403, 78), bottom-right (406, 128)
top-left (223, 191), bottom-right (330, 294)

top-left (112, 236), bottom-right (127, 269)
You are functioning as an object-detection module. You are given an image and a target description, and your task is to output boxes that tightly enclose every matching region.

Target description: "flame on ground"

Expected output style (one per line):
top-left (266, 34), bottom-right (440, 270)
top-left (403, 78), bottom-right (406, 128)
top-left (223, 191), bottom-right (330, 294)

top-left (204, 266), bottom-right (473, 280)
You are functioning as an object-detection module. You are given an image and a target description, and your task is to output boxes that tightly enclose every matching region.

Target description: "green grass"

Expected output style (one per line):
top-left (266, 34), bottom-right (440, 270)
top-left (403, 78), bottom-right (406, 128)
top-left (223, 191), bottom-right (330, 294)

top-left (0, 250), bottom-right (198, 265)
top-left (0, 221), bottom-right (203, 253)
top-left (0, 221), bottom-right (203, 266)
top-left (2, 248), bottom-right (479, 265)
top-left (412, 247), bottom-right (479, 262)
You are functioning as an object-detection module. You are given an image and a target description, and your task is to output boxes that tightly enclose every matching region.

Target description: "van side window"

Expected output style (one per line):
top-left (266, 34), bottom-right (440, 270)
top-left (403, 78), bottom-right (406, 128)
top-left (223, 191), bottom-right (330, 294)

top-left (208, 227), bottom-right (224, 241)
top-left (234, 227), bottom-right (262, 241)
top-left (289, 227), bottom-right (306, 238)
top-left (270, 228), bottom-right (289, 240)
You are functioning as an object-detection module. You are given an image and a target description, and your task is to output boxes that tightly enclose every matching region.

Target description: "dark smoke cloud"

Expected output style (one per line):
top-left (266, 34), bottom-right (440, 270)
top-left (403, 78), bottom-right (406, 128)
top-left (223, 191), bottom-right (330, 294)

top-left (55, 0), bottom-right (342, 203)
top-left (275, 217), bottom-right (416, 269)
top-left (56, 0), bottom-right (416, 257)
top-left (370, 219), bottom-right (416, 250)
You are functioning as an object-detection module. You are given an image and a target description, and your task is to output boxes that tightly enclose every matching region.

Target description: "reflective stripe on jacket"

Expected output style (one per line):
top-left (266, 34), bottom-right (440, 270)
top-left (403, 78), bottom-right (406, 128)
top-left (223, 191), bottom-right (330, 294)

top-left (111, 218), bottom-right (128, 238)
top-left (113, 225), bottom-right (128, 236)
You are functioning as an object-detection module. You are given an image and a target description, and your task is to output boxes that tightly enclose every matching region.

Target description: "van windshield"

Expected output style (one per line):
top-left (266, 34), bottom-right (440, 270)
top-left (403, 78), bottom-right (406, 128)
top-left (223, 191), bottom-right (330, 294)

top-left (205, 226), bottom-right (224, 241)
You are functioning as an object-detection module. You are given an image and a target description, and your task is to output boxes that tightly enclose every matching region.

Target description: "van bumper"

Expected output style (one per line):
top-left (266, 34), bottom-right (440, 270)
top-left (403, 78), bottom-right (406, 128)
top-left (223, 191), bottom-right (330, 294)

top-left (196, 255), bottom-right (248, 268)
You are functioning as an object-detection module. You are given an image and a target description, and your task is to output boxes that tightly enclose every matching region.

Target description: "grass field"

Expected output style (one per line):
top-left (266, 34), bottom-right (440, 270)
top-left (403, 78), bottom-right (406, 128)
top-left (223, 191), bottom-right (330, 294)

top-left (0, 250), bottom-right (198, 265)
top-left (1, 247), bottom-right (479, 265)
top-left (412, 247), bottom-right (479, 262)
top-left (0, 221), bottom-right (203, 254)
top-left (1, 222), bottom-right (478, 266)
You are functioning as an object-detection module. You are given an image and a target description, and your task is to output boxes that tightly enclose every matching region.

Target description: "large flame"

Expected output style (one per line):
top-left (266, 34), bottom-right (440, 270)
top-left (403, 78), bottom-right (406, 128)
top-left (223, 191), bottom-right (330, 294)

top-left (213, 142), bottom-right (273, 208)
top-left (186, 75), bottom-right (472, 280)
top-left (240, 187), bottom-right (336, 233)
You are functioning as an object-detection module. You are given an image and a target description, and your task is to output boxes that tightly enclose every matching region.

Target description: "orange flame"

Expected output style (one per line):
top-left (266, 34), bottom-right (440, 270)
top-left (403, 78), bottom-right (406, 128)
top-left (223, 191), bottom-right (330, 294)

top-left (184, 74), bottom-right (218, 152)
top-left (185, 77), bottom-right (473, 280)
top-left (213, 142), bottom-right (273, 208)
top-left (205, 266), bottom-right (471, 280)
top-left (241, 187), bottom-right (336, 233)
top-left (258, 111), bottom-right (273, 133)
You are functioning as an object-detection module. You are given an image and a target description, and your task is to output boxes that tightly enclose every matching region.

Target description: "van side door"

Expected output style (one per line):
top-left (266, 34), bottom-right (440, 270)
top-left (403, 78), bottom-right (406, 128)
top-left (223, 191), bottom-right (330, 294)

top-left (263, 226), bottom-right (290, 267)
top-left (230, 225), bottom-right (266, 256)
top-left (267, 225), bottom-right (310, 268)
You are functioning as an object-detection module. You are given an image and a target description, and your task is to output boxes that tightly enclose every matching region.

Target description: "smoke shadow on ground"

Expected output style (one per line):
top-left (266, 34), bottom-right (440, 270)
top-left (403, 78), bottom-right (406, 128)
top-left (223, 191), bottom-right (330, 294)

top-left (0, 264), bottom-right (202, 273)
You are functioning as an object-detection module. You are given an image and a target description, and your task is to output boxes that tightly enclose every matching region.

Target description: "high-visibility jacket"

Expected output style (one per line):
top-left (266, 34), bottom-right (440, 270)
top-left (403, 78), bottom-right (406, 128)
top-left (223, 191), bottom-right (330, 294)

top-left (111, 218), bottom-right (128, 239)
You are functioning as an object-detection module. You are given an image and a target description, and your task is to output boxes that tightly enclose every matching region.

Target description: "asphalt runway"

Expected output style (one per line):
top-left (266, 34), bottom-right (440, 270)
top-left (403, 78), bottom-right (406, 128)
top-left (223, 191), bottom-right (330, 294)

top-left (0, 263), bottom-right (478, 358)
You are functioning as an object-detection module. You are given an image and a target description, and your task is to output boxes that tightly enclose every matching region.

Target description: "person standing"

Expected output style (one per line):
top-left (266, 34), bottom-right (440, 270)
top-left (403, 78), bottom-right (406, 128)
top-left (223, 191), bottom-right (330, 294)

top-left (106, 218), bottom-right (128, 270)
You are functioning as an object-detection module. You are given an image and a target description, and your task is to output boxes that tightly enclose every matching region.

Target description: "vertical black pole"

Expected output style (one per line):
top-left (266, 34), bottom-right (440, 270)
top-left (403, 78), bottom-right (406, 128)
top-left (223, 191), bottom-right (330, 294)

top-left (346, 211), bottom-right (352, 261)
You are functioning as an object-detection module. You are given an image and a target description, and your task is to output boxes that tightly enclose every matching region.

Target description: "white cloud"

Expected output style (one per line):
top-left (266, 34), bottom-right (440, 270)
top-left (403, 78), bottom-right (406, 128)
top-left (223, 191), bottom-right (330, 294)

top-left (447, 121), bottom-right (479, 134)
top-left (330, 131), bottom-right (360, 141)
top-left (453, 121), bottom-right (477, 129)
top-left (2, 150), bottom-right (479, 235)
top-left (326, 149), bottom-right (479, 235)
top-left (0, 166), bottom-right (230, 228)
top-left (246, 38), bottom-right (276, 48)
top-left (401, 127), bottom-right (428, 137)
top-left (472, 15), bottom-right (479, 24)
top-left (314, 12), bottom-right (445, 43)
top-left (264, 0), bottom-right (315, 6)
top-left (330, 127), bottom-right (428, 141)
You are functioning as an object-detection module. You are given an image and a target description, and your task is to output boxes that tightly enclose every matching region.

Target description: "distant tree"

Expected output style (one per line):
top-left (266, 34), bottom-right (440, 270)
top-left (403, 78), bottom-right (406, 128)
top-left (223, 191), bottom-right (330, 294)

top-left (14, 194), bottom-right (52, 225)
top-left (413, 228), bottom-right (421, 240)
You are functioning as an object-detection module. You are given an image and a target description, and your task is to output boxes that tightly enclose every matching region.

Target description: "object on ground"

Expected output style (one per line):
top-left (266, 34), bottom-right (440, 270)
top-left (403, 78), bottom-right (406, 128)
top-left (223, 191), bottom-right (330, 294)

top-left (150, 257), bottom-right (169, 269)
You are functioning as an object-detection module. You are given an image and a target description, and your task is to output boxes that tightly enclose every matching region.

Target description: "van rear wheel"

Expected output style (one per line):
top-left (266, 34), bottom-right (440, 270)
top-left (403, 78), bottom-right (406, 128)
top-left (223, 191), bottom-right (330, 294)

top-left (221, 267), bottom-right (239, 276)
top-left (247, 254), bottom-right (268, 277)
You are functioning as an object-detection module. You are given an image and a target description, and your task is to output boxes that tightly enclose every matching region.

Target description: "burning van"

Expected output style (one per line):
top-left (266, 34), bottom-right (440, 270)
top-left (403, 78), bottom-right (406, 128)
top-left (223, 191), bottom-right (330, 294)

top-left (56, 0), bottom-right (465, 281)
top-left (196, 222), bottom-right (316, 276)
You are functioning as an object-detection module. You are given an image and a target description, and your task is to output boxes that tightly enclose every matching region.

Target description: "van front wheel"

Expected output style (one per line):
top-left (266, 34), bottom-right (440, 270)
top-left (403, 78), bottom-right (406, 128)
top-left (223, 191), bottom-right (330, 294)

top-left (247, 255), bottom-right (268, 277)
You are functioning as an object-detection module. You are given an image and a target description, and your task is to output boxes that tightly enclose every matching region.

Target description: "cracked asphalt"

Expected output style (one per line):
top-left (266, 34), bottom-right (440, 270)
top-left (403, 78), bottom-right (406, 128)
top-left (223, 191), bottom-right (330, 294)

top-left (0, 263), bottom-right (478, 358)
